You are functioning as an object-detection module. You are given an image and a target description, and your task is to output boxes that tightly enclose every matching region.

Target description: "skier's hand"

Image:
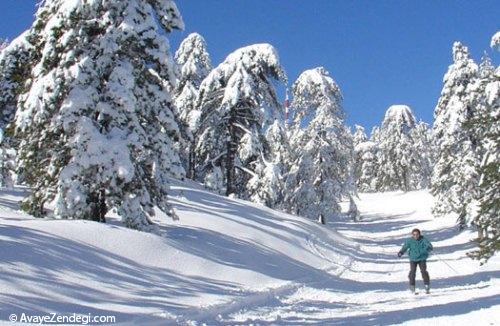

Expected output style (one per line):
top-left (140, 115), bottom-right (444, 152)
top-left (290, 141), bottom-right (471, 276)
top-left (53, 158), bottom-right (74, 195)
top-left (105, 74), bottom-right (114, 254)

top-left (397, 252), bottom-right (402, 258)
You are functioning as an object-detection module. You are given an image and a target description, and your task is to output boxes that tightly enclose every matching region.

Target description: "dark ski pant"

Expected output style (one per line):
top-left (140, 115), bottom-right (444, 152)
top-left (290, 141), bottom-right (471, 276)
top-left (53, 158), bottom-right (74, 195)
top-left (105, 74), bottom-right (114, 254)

top-left (409, 260), bottom-right (430, 286)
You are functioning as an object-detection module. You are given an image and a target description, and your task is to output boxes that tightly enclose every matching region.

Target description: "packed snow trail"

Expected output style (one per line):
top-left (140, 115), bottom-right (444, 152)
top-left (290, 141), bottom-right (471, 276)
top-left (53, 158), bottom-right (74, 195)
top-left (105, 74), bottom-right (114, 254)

top-left (0, 184), bottom-right (498, 325)
top-left (219, 191), bottom-right (500, 325)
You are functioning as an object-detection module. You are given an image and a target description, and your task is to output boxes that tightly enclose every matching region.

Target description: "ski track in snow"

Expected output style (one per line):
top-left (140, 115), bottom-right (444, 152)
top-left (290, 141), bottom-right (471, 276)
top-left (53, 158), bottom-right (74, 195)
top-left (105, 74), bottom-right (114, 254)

top-left (0, 185), bottom-right (499, 325)
top-left (210, 192), bottom-right (500, 325)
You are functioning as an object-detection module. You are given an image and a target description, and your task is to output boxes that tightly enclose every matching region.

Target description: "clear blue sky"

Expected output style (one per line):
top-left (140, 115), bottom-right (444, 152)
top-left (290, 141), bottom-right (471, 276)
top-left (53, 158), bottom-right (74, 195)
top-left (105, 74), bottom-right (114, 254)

top-left (1, 1), bottom-right (498, 132)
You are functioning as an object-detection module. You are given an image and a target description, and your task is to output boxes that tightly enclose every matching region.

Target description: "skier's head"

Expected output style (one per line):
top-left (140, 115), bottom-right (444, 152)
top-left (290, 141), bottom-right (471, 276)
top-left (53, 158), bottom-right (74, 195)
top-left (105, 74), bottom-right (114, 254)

top-left (412, 228), bottom-right (421, 238)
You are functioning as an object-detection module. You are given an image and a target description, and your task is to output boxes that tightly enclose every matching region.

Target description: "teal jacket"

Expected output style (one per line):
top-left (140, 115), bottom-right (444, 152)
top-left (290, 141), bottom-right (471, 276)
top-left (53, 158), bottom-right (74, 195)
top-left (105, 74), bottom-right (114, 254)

top-left (399, 236), bottom-right (433, 262)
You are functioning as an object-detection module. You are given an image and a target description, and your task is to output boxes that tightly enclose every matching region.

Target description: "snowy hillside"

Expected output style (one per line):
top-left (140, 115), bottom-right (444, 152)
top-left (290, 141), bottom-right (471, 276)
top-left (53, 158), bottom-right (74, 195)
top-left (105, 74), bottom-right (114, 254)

top-left (1, 182), bottom-right (499, 325)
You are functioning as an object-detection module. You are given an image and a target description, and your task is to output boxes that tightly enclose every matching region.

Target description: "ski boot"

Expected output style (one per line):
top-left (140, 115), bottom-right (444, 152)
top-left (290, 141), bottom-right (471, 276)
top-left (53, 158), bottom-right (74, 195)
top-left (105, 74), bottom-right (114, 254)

top-left (410, 285), bottom-right (416, 294)
top-left (425, 284), bottom-right (430, 294)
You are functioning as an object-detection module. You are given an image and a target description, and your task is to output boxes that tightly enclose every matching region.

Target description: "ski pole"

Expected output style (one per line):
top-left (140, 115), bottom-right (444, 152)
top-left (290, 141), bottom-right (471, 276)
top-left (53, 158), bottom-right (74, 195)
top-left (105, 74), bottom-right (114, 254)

top-left (433, 252), bottom-right (461, 275)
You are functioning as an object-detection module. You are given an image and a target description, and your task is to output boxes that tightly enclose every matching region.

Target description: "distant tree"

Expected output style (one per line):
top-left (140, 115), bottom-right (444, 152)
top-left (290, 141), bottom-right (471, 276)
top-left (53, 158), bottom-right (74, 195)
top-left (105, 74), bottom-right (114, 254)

top-left (354, 140), bottom-right (378, 192)
top-left (490, 31), bottom-right (500, 51)
top-left (285, 67), bottom-right (353, 221)
top-left (372, 105), bottom-right (429, 192)
top-left (353, 125), bottom-right (368, 146)
top-left (0, 38), bottom-right (8, 51)
top-left (411, 121), bottom-right (434, 189)
top-left (173, 33), bottom-right (212, 178)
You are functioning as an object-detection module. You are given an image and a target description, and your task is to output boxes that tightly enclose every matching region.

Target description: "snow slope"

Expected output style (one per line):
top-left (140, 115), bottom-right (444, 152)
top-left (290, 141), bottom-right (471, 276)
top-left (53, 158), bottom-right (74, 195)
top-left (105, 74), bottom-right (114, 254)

top-left (0, 182), bottom-right (498, 325)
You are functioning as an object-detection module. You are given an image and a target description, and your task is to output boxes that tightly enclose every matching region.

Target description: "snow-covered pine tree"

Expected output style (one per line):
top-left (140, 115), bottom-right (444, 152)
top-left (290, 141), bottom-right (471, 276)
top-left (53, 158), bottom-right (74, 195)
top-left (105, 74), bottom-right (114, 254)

top-left (285, 67), bottom-right (354, 221)
top-left (0, 34), bottom-right (33, 132)
top-left (0, 33), bottom-right (34, 186)
top-left (353, 125), bottom-right (368, 146)
top-left (468, 42), bottom-right (500, 262)
top-left (370, 125), bottom-right (381, 143)
top-left (14, 0), bottom-right (184, 231)
top-left (247, 119), bottom-right (290, 207)
top-left (491, 31), bottom-right (500, 52)
top-left (431, 42), bottom-right (481, 229)
top-left (352, 125), bottom-right (370, 191)
top-left (0, 38), bottom-right (8, 51)
top-left (174, 32), bottom-right (212, 127)
top-left (0, 128), bottom-right (15, 187)
top-left (247, 154), bottom-right (282, 207)
top-left (354, 140), bottom-right (378, 192)
top-left (372, 105), bottom-right (420, 191)
top-left (411, 121), bottom-right (434, 189)
top-left (173, 33), bottom-right (212, 178)
top-left (194, 44), bottom-right (287, 199)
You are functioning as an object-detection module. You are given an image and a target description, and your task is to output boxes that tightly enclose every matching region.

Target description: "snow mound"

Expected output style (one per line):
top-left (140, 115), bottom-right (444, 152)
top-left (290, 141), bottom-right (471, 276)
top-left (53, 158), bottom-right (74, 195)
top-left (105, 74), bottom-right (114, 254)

top-left (0, 180), bottom-right (354, 324)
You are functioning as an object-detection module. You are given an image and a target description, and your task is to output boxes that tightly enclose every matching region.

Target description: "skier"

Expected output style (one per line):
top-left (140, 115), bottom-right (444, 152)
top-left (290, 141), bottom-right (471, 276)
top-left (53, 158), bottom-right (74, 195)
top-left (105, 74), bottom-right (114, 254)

top-left (398, 228), bottom-right (433, 294)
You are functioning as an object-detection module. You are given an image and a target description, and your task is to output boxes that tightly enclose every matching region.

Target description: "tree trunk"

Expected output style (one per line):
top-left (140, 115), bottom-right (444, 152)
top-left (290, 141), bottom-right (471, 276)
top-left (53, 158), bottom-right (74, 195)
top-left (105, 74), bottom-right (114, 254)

top-left (98, 188), bottom-right (107, 223)
top-left (188, 143), bottom-right (196, 180)
top-left (226, 113), bottom-right (236, 196)
top-left (38, 199), bottom-right (45, 217)
top-left (89, 189), bottom-right (107, 223)
top-left (478, 226), bottom-right (485, 240)
top-left (458, 209), bottom-right (467, 231)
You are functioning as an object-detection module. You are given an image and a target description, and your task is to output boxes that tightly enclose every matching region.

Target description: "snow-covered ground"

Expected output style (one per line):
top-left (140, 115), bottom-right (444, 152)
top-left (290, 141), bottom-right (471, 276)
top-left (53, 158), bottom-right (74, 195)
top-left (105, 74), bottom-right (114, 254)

top-left (0, 181), bottom-right (498, 325)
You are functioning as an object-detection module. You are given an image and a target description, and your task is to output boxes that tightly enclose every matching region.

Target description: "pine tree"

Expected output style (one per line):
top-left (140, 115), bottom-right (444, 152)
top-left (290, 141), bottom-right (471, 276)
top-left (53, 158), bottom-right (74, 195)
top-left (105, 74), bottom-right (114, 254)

top-left (14, 0), bottom-right (184, 231)
top-left (374, 105), bottom-right (427, 191)
top-left (353, 125), bottom-right (368, 146)
top-left (0, 128), bottom-right (15, 187)
top-left (491, 31), bottom-right (500, 52)
top-left (285, 67), bottom-right (353, 221)
top-left (194, 44), bottom-right (286, 199)
top-left (247, 119), bottom-right (290, 207)
top-left (173, 33), bottom-right (212, 178)
top-left (354, 140), bottom-right (378, 192)
top-left (0, 34), bottom-right (33, 131)
top-left (411, 121), bottom-right (434, 189)
top-left (370, 126), bottom-right (381, 143)
top-left (0, 33), bottom-right (35, 185)
top-left (174, 32), bottom-right (212, 126)
top-left (468, 44), bottom-right (500, 262)
top-left (352, 125), bottom-right (373, 191)
top-left (0, 39), bottom-right (8, 51)
top-left (431, 42), bottom-right (480, 229)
